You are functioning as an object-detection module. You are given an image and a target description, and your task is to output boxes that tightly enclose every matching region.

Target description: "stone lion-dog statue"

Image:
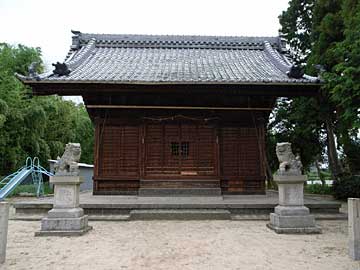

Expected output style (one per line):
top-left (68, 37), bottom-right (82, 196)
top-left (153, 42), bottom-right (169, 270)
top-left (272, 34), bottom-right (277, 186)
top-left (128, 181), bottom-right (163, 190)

top-left (54, 143), bottom-right (81, 176)
top-left (276, 142), bottom-right (303, 175)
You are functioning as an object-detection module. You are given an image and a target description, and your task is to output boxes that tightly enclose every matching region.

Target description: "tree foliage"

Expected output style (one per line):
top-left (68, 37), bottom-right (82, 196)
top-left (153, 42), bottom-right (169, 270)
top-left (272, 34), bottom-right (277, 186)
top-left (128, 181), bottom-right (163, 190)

top-left (279, 0), bottom-right (315, 64)
top-left (268, 97), bottom-right (325, 172)
top-left (0, 43), bottom-right (94, 176)
top-left (274, 0), bottom-right (360, 177)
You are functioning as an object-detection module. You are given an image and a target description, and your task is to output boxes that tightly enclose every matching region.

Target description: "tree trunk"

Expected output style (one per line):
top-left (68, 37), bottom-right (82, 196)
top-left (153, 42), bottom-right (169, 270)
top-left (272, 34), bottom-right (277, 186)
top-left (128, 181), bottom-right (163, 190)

top-left (265, 157), bottom-right (275, 189)
top-left (325, 114), bottom-right (341, 180)
top-left (315, 159), bottom-right (325, 186)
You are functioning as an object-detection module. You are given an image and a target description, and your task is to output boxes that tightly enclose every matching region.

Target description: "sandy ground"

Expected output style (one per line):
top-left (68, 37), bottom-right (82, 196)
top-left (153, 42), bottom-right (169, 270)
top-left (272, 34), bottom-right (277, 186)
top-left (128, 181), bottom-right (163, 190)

top-left (2, 220), bottom-right (360, 270)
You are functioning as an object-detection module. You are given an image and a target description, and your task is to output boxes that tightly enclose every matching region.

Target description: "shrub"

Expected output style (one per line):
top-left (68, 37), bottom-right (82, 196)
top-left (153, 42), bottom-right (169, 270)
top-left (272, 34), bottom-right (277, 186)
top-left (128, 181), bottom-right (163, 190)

top-left (304, 184), bottom-right (332, 195)
top-left (332, 175), bottom-right (360, 200)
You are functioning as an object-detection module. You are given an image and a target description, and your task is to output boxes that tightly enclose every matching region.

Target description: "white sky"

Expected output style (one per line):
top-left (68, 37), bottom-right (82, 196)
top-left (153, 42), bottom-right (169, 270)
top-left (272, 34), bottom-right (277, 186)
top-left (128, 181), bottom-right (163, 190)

top-left (0, 0), bottom-right (290, 102)
top-left (0, 0), bottom-right (290, 68)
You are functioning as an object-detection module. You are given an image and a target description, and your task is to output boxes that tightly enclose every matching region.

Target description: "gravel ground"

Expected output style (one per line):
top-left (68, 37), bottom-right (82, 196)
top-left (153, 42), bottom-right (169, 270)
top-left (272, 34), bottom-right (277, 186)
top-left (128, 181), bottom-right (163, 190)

top-left (2, 220), bottom-right (360, 270)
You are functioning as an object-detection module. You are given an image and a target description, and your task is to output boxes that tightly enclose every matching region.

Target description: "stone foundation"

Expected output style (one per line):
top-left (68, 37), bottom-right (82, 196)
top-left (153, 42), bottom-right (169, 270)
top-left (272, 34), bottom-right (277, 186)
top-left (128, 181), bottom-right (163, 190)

top-left (36, 176), bottom-right (92, 236)
top-left (268, 175), bottom-right (321, 234)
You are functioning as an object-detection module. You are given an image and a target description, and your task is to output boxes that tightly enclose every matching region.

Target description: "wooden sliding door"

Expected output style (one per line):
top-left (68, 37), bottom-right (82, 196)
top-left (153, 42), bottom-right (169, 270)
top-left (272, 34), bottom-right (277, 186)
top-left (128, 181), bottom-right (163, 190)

top-left (143, 122), bottom-right (218, 178)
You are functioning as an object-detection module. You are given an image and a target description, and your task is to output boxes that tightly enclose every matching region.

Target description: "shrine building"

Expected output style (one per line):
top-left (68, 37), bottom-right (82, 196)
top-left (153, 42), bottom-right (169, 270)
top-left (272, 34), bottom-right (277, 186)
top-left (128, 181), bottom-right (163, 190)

top-left (19, 31), bottom-right (320, 196)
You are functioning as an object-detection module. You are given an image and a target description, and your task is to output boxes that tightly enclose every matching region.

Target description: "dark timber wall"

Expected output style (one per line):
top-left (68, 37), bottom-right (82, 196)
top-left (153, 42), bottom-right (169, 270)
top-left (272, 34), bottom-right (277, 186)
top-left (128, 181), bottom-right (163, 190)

top-left (26, 70), bottom-right (319, 196)
top-left (92, 112), bottom-right (266, 195)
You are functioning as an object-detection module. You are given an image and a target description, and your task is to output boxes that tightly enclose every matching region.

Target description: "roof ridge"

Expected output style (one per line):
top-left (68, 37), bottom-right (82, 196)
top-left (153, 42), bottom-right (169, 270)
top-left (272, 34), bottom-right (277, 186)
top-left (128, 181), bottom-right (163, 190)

top-left (66, 38), bottom-right (96, 70)
top-left (79, 32), bottom-right (279, 40)
top-left (263, 42), bottom-right (318, 80)
top-left (71, 31), bottom-right (281, 50)
top-left (263, 41), bottom-right (292, 74)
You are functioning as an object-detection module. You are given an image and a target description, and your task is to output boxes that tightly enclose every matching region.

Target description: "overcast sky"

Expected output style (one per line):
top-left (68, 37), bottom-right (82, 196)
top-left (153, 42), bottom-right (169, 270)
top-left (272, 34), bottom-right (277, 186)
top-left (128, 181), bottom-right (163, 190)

top-left (1, 0), bottom-right (290, 69)
top-left (0, 0), bottom-right (290, 103)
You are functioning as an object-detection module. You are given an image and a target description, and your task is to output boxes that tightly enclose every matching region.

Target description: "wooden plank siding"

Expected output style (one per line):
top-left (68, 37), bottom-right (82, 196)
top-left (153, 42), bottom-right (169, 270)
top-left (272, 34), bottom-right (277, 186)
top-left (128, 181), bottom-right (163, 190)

top-left (93, 117), bottom-right (265, 195)
top-left (93, 123), bottom-right (140, 194)
top-left (220, 127), bottom-right (265, 194)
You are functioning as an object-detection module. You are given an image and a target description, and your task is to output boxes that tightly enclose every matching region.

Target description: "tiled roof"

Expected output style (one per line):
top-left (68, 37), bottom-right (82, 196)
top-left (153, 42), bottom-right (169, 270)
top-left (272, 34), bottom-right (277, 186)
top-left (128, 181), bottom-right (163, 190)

top-left (20, 31), bottom-right (319, 84)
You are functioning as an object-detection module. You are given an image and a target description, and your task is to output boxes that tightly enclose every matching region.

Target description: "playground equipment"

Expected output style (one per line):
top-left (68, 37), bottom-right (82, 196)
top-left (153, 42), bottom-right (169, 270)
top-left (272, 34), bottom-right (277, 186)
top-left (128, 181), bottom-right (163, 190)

top-left (0, 157), bottom-right (53, 200)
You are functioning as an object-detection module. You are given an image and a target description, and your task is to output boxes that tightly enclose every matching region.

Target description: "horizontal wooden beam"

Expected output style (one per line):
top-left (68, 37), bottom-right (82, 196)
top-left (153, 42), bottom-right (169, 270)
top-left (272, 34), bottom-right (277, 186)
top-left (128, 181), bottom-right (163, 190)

top-left (86, 105), bottom-right (273, 111)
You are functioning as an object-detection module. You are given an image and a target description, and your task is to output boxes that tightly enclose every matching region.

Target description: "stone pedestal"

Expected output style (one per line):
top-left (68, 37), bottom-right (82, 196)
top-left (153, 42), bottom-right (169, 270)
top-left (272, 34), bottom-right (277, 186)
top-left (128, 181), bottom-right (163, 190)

top-left (36, 176), bottom-right (92, 236)
top-left (349, 198), bottom-right (360, 260)
top-left (0, 202), bottom-right (9, 264)
top-left (267, 175), bottom-right (321, 234)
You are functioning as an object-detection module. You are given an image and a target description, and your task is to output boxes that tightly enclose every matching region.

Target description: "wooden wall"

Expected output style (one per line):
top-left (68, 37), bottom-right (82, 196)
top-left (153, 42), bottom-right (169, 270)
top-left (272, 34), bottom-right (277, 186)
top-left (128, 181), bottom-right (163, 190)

top-left (93, 123), bottom-right (141, 194)
top-left (220, 127), bottom-right (265, 194)
top-left (93, 113), bottom-right (266, 195)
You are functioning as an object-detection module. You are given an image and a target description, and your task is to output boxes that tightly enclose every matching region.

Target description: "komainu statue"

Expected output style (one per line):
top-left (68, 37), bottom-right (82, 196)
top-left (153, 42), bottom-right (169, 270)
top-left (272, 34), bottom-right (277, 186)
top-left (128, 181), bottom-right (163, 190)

top-left (276, 142), bottom-right (302, 175)
top-left (54, 143), bottom-right (81, 176)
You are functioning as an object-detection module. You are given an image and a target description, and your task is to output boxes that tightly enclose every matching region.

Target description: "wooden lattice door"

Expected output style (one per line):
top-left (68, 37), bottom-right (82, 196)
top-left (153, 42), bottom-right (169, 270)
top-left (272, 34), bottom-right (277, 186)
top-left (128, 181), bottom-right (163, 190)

top-left (143, 122), bottom-right (218, 178)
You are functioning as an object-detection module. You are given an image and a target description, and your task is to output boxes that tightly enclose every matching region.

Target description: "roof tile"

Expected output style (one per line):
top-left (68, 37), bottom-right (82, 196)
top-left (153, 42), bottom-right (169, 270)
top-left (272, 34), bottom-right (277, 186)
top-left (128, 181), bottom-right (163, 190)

top-left (34, 32), bottom-right (319, 84)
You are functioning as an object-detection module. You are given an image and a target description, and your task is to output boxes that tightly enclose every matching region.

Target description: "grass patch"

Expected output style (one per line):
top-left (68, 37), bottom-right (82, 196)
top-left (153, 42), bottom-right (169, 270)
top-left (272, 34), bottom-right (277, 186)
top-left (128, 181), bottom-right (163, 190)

top-left (7, 183), bottom-right (53, 197)
top-left (307, 170), bottom-right (332, 181)
top-left (304, 183), bottom-right (333, 195)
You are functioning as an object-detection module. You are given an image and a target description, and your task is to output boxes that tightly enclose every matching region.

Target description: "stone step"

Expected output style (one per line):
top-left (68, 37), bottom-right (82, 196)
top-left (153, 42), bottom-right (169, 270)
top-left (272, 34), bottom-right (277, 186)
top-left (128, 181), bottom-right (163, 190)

top-left (11, 212), bottom-right (346, 221)
top-left (12, 214), bottom-right (131, 221)
top-left (140, 179), bottom-right (220, 188)
top-left (138, 188), bottom-right (222, 197)
top-left (231, 213), bottom-right (348, 221)
top-left (130, 209), bottom-right (231, 220)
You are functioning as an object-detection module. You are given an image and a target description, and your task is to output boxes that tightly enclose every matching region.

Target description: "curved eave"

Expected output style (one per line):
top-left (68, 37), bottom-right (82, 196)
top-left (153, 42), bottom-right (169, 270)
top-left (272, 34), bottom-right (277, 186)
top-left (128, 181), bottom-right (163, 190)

top-left (21, 79), bottom-right (322, 86)
top-left (22, 80), bottom-right (322, 98)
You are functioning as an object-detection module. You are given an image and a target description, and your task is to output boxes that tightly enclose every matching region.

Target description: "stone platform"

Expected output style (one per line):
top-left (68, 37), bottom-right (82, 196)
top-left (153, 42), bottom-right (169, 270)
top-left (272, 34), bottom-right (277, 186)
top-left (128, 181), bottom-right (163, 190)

top-left (10, 191), bottom-right (344, 221)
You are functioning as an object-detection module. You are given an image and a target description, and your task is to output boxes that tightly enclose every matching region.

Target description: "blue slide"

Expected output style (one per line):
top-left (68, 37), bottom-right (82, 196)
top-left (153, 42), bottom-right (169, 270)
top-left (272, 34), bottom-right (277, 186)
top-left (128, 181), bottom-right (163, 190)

top-left (0, 167), bottom-right (32, 200)
top-left (0, 157), bottom-right (53, 201)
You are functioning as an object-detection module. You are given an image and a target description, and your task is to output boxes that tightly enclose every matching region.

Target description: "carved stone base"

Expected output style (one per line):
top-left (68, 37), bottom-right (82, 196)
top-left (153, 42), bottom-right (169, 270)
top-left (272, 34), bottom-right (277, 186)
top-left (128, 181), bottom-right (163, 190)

top-left (36, 175), bottom-right (92, 237)
top-left (267, 222), bottom-right (321, 234)
top-left (47, 207), bottom-right (84, 218)
top-left (268, 212), bottom-right (321, 234)
top-left (36, 215), bottom-right (92, 236)
top-left (40, 215), bottom-right (89, 230)
top-left (35, 225), bottom-right (92, 237)
top-left (269, 173), bottom-right (321, 234)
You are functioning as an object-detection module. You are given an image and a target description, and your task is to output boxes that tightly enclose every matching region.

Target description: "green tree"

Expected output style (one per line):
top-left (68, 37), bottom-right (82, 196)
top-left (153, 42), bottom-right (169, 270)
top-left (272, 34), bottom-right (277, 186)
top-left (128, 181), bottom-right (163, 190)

top-left (277, 0), bottom-right (360, 178)
top-left (0, 43), bottom-right (94, 176)
top-left (0, 43), bottom-right (43, 173)
top-left (276, 0), bottom-right (360, 179)
top-left (279, 0), bottom-right (315, 64)
top-left (276, 0), bottom-right (328, 180)
top-left (324, 0), bottom-right (360, 174)
top-left (73, 104), bottom-right (94, 164)
top-left (268, 97), bottom-right (325, 172)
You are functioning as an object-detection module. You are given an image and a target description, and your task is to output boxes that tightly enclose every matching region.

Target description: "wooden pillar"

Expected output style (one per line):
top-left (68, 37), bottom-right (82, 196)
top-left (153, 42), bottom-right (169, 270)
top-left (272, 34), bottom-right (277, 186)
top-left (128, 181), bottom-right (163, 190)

top-left (256, 116), bottom-right (266, 192)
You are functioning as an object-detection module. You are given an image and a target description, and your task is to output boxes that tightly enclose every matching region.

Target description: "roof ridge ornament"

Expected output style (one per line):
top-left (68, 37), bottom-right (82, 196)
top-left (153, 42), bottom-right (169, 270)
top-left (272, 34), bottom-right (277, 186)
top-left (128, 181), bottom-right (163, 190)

top-left (14, 62), bottom-right (41, 81)
top-left (52, 62), bottom-right (71, 76)
top-left (71, 30), bottom-right (81, 50)
top-left (264, 41), bottom-right (305, 79)
top-left (71, 30), bottom-right (81, 35)
top-left (287, 65), bottom-right (304, 79)
top-left (28, 62), bottom-right (40, 80)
